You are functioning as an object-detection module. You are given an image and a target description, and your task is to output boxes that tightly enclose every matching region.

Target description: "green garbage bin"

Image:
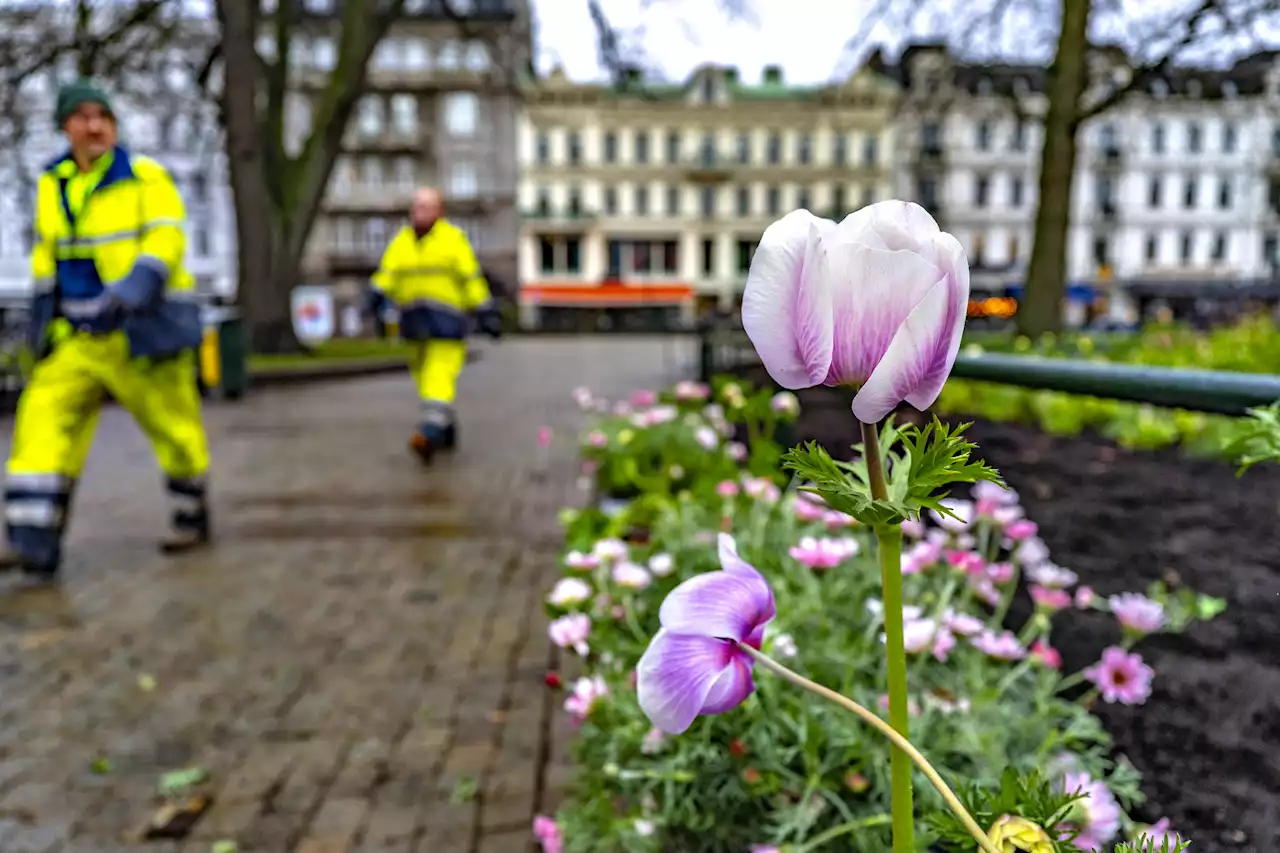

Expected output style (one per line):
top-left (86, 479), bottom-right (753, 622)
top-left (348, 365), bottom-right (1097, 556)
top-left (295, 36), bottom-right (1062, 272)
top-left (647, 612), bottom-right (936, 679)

top-left (198, 305), bottom-right (249, 400)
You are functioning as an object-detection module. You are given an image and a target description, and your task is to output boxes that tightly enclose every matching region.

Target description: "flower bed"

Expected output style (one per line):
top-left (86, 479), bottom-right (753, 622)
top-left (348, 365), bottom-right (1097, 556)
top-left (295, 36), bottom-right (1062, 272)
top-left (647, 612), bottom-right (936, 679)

top-left (534, 379), bottom-right (1220, 853)
top-left (935, 316), bottom-right (1280, 457)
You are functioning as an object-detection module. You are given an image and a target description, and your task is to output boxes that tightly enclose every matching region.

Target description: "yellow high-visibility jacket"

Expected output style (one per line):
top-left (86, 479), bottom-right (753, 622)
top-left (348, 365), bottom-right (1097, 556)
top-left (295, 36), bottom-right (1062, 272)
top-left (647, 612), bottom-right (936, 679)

top-left (29, 146), bottom-right (203, 359)
top-left (371, 220), bottom-right (493, 341)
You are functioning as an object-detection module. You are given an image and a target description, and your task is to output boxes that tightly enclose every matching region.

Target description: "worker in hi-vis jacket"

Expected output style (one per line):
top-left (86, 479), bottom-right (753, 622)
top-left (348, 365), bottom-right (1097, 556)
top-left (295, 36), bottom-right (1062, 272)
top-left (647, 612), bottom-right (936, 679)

top-left (368, 187), bottom-right (502, 463)
top-left (0, 80), bottom-right (212, 582)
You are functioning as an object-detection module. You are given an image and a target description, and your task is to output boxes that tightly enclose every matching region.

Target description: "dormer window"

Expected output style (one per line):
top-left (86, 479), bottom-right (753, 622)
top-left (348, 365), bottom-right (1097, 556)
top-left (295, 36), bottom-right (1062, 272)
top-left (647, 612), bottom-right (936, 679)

top-left (1187, 78), bottom-right (1202, 98)
top-left (1151, 78), bottom-right (1169, 98)
top-left (701, 75), bottom-right (715, 103)
top-left (977, 76), bottom-right (993, 95)
top-left (1013, 76), bottom-right (1029, 95)
top-left (1223, 80), bottom-right (1238, 99)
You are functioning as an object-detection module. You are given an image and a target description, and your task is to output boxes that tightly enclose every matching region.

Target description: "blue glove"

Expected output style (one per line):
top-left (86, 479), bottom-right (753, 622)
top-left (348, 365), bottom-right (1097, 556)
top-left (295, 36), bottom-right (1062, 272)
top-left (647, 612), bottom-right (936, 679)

top-left (474, 307), bottom-right (503, 340)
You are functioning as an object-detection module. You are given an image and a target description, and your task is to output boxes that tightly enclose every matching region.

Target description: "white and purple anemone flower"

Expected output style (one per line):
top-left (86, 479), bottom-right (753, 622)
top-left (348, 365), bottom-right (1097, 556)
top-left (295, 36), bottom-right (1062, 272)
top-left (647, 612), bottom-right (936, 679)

top-left (741, 201), bottom-right (970, 424)
top-left (636, 533), bottom-right (776, 734)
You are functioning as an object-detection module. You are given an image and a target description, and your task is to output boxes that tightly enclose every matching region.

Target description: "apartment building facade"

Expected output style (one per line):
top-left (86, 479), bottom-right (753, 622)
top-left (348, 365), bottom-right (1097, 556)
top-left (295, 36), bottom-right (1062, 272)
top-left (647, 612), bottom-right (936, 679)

top-left (516, 63), bottom-right (898, 330)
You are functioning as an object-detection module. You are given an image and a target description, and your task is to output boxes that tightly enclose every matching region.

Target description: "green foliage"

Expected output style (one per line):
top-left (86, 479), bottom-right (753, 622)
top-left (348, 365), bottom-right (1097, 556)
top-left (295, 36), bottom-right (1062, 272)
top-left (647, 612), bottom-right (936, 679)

top-left (936, 315), bottom-right (1280, 458)
top-left (545, 377), bottom-right (1221, 852)
top-left (1113, 837), bottom-right (1192, 853)
top-left (925, 768), bottom-right (1085, 852)
top-left (1222, 400), bottom-right (1280, 475)
top-left (782, 417), bottom-right (1002, 527)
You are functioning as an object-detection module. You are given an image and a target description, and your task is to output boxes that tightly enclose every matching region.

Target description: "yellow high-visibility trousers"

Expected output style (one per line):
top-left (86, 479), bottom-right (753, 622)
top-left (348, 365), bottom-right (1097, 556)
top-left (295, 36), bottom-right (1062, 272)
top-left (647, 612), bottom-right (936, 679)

top-left (408, 338), bottom-right (467, 441)
top-left (4, 331), bottom-right (210, 567)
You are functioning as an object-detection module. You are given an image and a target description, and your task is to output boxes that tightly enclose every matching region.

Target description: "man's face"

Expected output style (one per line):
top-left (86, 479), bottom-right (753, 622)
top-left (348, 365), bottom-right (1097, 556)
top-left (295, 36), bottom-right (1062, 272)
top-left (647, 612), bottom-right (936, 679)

top-left (410, 191), bottom-right (442, 230)
top-left (63, 103), bottom-right (116, 161)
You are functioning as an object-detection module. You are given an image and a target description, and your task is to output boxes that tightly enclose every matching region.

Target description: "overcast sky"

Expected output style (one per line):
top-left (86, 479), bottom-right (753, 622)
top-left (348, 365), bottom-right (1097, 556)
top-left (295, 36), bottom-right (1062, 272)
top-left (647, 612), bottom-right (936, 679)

top-left (528, 0), bottom-right (1280, 85)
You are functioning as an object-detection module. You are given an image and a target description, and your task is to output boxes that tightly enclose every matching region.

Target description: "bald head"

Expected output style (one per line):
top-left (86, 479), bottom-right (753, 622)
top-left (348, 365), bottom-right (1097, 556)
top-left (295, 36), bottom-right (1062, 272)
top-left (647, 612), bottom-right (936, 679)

top-left (411, 187), bottom-right (443, 232)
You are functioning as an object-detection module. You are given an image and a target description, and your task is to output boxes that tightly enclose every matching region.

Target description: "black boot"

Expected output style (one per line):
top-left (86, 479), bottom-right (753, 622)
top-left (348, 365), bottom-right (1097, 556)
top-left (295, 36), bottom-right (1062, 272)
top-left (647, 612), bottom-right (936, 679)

top-left (442, 422), bottom-right (458, 451)
top-left (160, 477), bottom-right (212, 555)
top-left (0, 549), bottom-right (59, 580)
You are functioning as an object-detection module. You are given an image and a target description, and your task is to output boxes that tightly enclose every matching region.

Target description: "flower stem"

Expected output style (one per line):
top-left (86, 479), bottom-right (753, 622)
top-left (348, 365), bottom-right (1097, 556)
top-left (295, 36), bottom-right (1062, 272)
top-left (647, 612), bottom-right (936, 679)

top-left (860, 420), bottom-right (914, 853)
top-left (738, 644), bottom-right (1001, 853)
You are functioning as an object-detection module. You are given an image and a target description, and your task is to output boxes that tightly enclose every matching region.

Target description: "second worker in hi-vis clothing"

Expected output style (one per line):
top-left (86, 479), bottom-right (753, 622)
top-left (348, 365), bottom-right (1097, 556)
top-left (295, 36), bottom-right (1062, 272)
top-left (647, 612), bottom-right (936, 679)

top-left (368, 187), bottom-right (502, 463)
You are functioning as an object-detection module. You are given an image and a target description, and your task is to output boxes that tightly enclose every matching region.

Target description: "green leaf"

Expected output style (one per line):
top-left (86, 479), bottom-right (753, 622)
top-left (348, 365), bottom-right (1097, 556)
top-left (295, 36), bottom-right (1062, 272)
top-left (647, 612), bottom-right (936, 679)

top-left (923, 768), bottom-right (1086, 852)
top-left (1223, 399), bottom-right (1280, 475)
top-left (157, 766), bottom-right (208, 797)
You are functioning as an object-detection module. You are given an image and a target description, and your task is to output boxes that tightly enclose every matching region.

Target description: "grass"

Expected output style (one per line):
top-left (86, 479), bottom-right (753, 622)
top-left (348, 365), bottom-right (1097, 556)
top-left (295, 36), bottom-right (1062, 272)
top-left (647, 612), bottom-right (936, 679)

top-left (247, 338), bottom-right (411, 371)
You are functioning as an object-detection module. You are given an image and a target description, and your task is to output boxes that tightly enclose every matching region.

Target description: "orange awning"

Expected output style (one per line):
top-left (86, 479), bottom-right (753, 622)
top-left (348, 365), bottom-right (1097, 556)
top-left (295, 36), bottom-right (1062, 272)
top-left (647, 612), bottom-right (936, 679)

top-left (522, 282), bottom-right (695, 306)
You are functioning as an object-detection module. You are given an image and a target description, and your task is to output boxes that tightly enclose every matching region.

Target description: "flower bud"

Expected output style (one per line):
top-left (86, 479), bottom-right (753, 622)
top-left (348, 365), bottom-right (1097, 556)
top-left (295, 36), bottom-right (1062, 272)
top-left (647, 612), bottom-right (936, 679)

top-left (985, 815), bottom-right (1054, 853)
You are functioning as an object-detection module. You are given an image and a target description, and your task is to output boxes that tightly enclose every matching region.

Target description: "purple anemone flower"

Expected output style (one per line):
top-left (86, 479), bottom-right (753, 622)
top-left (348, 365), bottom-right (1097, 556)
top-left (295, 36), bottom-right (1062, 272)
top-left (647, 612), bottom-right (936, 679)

top-left (636, 533), bottom-right (776, 734)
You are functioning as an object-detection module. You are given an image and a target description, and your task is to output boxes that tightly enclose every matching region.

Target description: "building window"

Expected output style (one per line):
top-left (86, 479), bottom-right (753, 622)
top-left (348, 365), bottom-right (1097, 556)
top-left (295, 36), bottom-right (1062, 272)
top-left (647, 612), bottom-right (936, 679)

top-left (393, 156), bottom-right (415, 190)
top-left (1187, 122), bottom-right (1202, 154)
top-left (1218, 178), bottom-right (1232, 210)
top-left (1223, 123), bottom-right (1237, 154)
top-left (567, 186), bottom-right (583, 216)
top-left (1145, 234), bottom-right (1158, 262)
top-left (464, 42), bottom-right (489, 72)
top-left (862, 185), bottom-right (875, 208)
top-left (766, 185), bottom-right (780, 216)
top-left (1272, 127), bottom-right (1280, 157)
top-left (701, 238), bottom-right (715, 276)
top-left (736, 132), bottom-right (750, 164)
top-left (389, 94), bottom-right (417, 135)
top-left (917, 177), bottom-right (937, 209)
top-left (539, 237), bottom-right (555, 273)
top-left (566, 238), bottom-right (581, 273)
top-left (313, 36), bottom-right (336, 71)
top-left (442, 92), bottom-right (478, 136)
top-left (1008, 233), bottom-right (1020, 262)
top-left (662, 240), bottom-right (678, 274)
top-left (796, 133), bottom-right (812, 165)
top-left (567, 131), bottom-right (581, 166)
top-left (796, 186), bottom-right (810, 210)
top-left (920, 122), bottom-right (940, 152)
top-left (335, 217), bottom-right (355, 251)
top-left (666, 131), bottom-right (681, 163)
top-left (1264, 234), bottom-right (1278, 270)
top-left (607, 240), bottom-right (622, 276)
top-left (1098, 123), bottom-right (1118, 152)
top-left (1183, 176), bottom-right (1196, 210)
top-left (735, 186), bottom-right (750, 217)
top-left (1148, 175), bottom-right (1162, 208)
top-left (832, 184), bottom-right (846, 216)
top-left (976, 121), bottom-right (992, 152)
top-left (972, 233), bottom-right (986, 267)
top-left (1179, 231), bottom-right (1192, 263)
top-left (634, 185), bottom-right (649, 216)
top-left (666, 185), bottom-right (680, 216)
top-left (634, 132), bottom-right (649, 164)
top-left (604, 186), bottom-right (618, 215)
top-left (365, 217), bottom-right (388, 251)
top-left (449, 162), bottom-right (477, 197)
top-left (700, 186), bottom-right (716, 217)
top-left (190, 173), bottom-right (208, 204)
top-left (1151, 122), bottom-right (1165, 154)
top-left (192, 222), bottom-right (210, 258)
top-left (1010, 121), bottom-right (1025, 151)
top-left (1010, 176), bottom-right (1024, 208)
top-left (766, 131), bottom-right (781, 165)
top-left (633, 243), bottom-right (651, 274)
top-left (437, 40), bottom-right (460, 69)
top-left (1211, 232), bottom-right (1226, 262)
top-left (604, 131), bottom-right (617, 164)
top-left (833, 135), bottom-right (847, 166)
top-left (974, 175), bottom-right (989, 208)
top-left (534, 189), bottom-right (550, 216)
top-left (404, 40), bottom-right (428, 70)
top-left (1092, 235), bottom-right (1108, 266)
top-left (699, 132), bottom-right (716, 165)
top-left (357, 95), bottom-right (384, 135)
top-left (862, 136), bottom-right (878, 165)
top-left (535, 131), bottom-right (549, 165)
top-left (735, 239), bottom-right (758, 273)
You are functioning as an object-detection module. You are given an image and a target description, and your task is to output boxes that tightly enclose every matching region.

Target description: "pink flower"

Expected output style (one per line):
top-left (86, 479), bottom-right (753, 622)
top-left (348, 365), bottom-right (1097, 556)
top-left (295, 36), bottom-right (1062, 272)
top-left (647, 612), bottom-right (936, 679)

top-left (971, 630), bottom-right (1026, 660)
top-left (822, 509), bottom-right (857, 529)
top-left (985, 561), bottom-right (1015, 584)
top-left (1084, 647), bottom-right (1154, 705)
top-left (592, 538), bottom-right (629, 562)
top-left (877, 693), bottom-right (922, 716)
top-left (631, 389), bottom-right (657, 406)
top-left (640, 726), bottom-right (666, 754)
top-left (973, 480), bottom-right (1019, 506)
top-left (901, 518), bottom-right (927, 538)
top-left (1060, 772), bottom-right (1121, 850)
top-left (740, 202), bottom-right (969, 423)
top-left (945, 611), bottom-right (985, 636)
top-left (901, 540), bottom-right (942, 575)
top-left (1138, 818), bottom-right (1183, 848)
top-left (548, 613), bottom-right (591, 656)
top-left (585, 430), bottom-right (608, 448)
top-left (674, 380), bottom-right (710, 401)
top-left (726, 441), bottom-right (749, 461)
top-left (533, 814), bottom-right (564, 853)
top-left (792, 493), bottom-right (827, 522)
top-left (1074, 585), bottom-right (1096, 608)
top-left (536, 426), bottom-right (553, 448)
top-left (969, 577), bottom-right (1001, 607)
top-left (716, 480), bottom-right (740, 498)
top-left (1025, 562), bottom-right (1078, 589)
top-left (564, 550), bottom-right (600, 571)
top-left (743, 476), bottom-right (780, 503)
top-left (945, 549), bottom-right (986, 577)
top-left (580, 459), bottom-right (599, 476)
top-left (612, 561), bottom-right (653, 590)
top-left (547, 577), bottom-right (592, 607)
top-left (931, 627), bottom-right (957, 662)
top-left (750, 846), bottom-right (782, 853)
top-left (789, 535), bottom-right (859, 569)
top-left (1004, 518), bottom-right (1039, 541)
top-left (1029, 584), bottom-right (1072, 612)
top-left (564, 675), bottom-right (609, 722)
top-left (770, 391), bottom-right (799, 414)
top-left (1108, 592), bottom-right (1166, 635)
top-left (1030, 640), bottom-right (1062, 669)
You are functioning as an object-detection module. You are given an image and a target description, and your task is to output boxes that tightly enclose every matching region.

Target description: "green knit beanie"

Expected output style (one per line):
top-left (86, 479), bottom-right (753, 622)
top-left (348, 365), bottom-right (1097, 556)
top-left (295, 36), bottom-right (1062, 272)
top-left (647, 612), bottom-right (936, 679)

top-left (55, 79), bottom-right (114, 126)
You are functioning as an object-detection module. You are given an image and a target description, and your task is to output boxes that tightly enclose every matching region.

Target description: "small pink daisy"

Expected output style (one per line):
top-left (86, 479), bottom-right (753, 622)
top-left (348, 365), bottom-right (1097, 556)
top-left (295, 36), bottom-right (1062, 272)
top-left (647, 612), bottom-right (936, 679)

top-left (1084, 646), bottom-right (1154, 705)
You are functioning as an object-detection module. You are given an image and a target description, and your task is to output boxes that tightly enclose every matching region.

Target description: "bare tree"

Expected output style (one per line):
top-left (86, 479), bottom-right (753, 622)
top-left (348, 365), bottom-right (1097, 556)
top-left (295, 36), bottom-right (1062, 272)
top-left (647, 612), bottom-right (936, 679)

top-left (846, 0), bottom-right (1280, 336)
top-left (209, 0), bottom-right (526, 353)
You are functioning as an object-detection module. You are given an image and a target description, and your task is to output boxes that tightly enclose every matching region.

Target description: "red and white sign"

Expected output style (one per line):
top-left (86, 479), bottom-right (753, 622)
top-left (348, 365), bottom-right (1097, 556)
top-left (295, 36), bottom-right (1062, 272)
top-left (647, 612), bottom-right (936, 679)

top-left (291, 286), bottom-right (335, 345)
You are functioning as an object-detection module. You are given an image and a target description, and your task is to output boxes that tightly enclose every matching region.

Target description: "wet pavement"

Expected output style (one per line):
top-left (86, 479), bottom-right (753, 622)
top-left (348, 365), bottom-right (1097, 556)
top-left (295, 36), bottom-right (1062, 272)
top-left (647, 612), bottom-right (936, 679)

top-left (0, 336), bottom-right (693, 853)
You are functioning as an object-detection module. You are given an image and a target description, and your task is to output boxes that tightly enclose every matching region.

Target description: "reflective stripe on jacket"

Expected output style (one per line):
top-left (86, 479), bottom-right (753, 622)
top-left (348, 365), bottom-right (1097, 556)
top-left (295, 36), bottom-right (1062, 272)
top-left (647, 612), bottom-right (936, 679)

top-left (371, 220), bottom-right (493, 341)
top-left (29, 145), bottom-right (202, 359)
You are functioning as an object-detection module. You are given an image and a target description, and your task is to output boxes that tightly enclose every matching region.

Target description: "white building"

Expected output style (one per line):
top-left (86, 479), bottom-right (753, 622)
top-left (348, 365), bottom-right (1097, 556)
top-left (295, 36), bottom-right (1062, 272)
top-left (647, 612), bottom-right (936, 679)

top-left (516, 64), bottom-right (899, 330)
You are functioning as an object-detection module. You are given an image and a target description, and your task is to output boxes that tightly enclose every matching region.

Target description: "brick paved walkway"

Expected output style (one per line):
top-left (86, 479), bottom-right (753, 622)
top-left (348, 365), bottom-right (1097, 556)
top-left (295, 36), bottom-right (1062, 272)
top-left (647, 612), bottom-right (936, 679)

top-left (0, 336), bottom-right (692, 853)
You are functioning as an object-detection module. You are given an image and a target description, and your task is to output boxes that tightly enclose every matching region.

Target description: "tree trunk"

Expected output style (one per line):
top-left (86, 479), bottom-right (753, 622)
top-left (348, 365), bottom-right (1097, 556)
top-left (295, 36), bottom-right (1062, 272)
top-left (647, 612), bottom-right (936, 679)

top-left (217, 0), bottom-right (304, 355)
top-left (1019, 0), bottom-right (1092, 338)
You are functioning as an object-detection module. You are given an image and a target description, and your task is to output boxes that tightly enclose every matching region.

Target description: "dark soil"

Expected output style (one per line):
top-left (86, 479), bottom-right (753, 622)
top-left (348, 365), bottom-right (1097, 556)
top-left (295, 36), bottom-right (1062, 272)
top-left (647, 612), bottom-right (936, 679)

top-left (733, 365), bottom-right (1280, 853)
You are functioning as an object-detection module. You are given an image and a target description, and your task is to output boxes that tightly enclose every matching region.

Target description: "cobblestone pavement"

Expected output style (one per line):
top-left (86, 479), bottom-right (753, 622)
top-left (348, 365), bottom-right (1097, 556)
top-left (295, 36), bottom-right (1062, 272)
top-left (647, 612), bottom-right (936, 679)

top-left (0, 336), bottom-right (693, 853)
